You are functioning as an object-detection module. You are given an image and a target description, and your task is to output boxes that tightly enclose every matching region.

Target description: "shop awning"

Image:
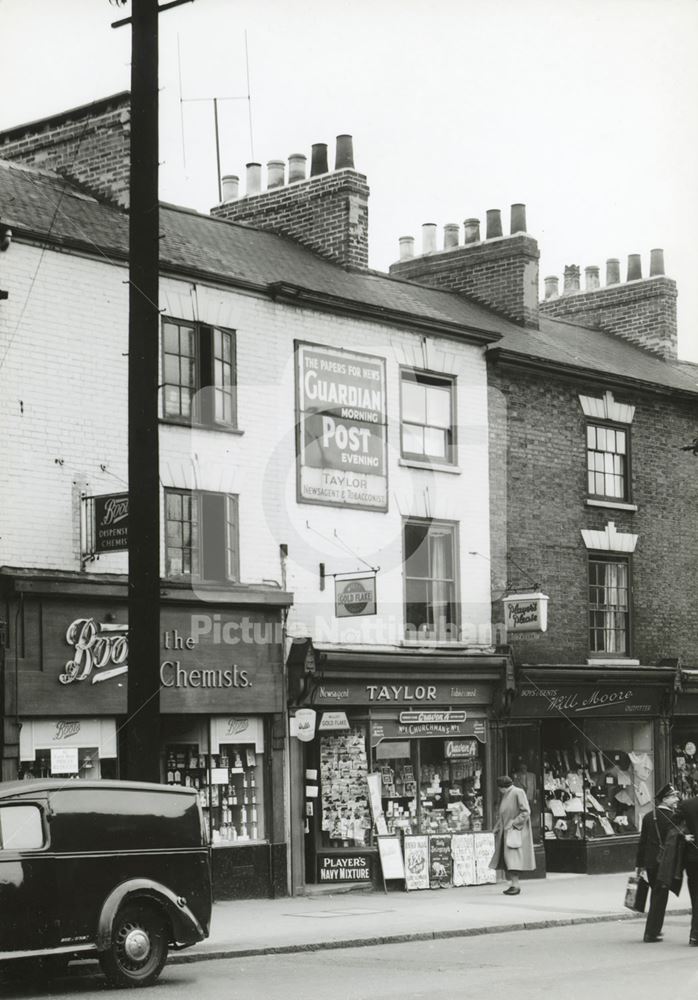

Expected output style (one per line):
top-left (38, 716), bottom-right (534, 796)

top-left (288, 639), bottom-right (512, 678)
top-left (20, 718), bottom-right (117, 761)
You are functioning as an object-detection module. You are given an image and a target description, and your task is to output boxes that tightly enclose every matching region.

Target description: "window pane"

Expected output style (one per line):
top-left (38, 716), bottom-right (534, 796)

top-left (404, 522), bottom-right (430, 577)
top-left (402, 381), bottom-right (426, 424)
top-left (0, 806), bottom-right (44, 850)
top-left (402, 423), bottom-right (424, 455)
top-left (616, 430), bottom-right (626, 455)
top-left (596, 427), bottom-right (606, 450)
top-left (162, 322), bottom-right (180, 354)
top-left (425, 385), bottom-right (451, 429)
top-left (587, 426), bottom-right (596, 448)
top-left (424, 426), bottom-right (447, 459)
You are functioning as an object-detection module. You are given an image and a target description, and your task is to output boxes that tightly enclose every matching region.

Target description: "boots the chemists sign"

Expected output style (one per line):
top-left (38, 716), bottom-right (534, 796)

top-left (296, 342), bottom-right (387, 510)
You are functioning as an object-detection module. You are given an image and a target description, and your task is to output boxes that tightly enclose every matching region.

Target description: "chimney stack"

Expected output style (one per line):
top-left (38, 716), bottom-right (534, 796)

top-left (399, 236), bottom-right (415, 261)
top-left (540, 249), bottom-right (677, 359)
top-left (389, 203), bottom-right (540, 327)
top-left (211, 135), bottom-right (369, 269)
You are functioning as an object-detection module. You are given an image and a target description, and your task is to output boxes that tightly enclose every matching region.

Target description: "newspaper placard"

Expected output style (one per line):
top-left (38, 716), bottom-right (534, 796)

top-left (473, 832), bottom-right (497, 884)
top-left (403, 835), bottom-right (430, 891)
top-left (429, 835), bottom-right (453, 888)
top-left (377, 836), bottom-right (405, 880)
top-left (451, 833), bottom-right (477, 887)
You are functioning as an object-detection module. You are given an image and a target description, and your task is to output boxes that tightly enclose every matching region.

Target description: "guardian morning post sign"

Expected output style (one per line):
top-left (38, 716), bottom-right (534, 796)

top-left (296, 342), bottom-right (388, 510)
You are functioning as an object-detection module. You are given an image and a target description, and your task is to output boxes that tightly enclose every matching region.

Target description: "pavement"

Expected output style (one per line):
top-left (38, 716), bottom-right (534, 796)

top-left (170, 872), bottom-right (694, 965)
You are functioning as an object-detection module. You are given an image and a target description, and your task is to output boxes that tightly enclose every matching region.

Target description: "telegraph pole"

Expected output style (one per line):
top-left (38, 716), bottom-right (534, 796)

top-left (125, 0), bottom-right (161, 782)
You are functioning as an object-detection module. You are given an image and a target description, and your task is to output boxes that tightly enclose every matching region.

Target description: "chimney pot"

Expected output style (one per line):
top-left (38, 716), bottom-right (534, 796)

top-left (585, 265), bottom-right (600, 291)
top-left (464, 218), bottom-right (481, 244)
top-left (288, 153), bottom-right (307, 184)
top-left (563, 264), bottom-right (580, 294)
top-left (422, 223), bottom-right (437, 254)
top-left (310, 143), bottom-right (329, 177)
top-left (510, 203), bottom-right (527, 234)
top-left (606, 258), bottom-right (621, 285)
top-left (221, 174), bottom-right (239, 202)
top-left (443, 223), bottom-right (459, 249)
top-left (246, 162), bottom-right (262, 196)
top-left (267, 160), bottom-right (285, 189)
top-left (544, 275), bottom-right (559, 300)
top-left (627, 253), bottom-right (642, 281)
top-left (399, 236), bottom-right (415, 261)
top-left (486, 209), bottom-right (503, 239)
top-left (335, 134), bottom-right (355, 170)
top-left (650, 248), bottom-right (665, 277)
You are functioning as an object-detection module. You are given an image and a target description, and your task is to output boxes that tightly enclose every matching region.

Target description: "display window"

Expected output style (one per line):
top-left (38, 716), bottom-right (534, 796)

top-left (17, 718), bottom-right (119, 781)
top-left (502, 722), bottom-right (541, 843)
top-left (671, 725), bottom-right (698, 797)
top-left (18, 746), bottom-right (117, 781)
top-left (161, 715), bottom-right (267, 846)
top-left (542, 719), bottom-right (654, 842)
top-left (319, 725), bottom-right (372, 847)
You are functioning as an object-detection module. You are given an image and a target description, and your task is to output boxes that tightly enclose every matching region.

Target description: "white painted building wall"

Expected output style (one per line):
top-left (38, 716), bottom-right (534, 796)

top-left (1, 241), bottom-right (493, 646)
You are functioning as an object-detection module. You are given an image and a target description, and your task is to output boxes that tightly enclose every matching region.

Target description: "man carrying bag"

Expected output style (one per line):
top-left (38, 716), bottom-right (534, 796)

top-left (635, 783), bottom-right (680, 942)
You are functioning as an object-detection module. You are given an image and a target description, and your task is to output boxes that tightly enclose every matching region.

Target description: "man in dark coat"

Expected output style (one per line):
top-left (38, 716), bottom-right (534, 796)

top-left (636, 783), bottom-right (680, 942)
top-left (674, 789), bottom-right (698, 945)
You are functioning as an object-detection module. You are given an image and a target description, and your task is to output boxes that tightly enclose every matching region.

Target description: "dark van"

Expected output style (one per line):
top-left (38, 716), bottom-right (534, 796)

top-left (0, 780), bottom-right (211, 987)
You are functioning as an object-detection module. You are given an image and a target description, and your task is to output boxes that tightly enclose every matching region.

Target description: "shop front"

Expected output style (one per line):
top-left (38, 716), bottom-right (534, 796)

top-left (503, 665), bottom-right (676, 874)
top-left (1, 570), bottom-right (292, 900)
top-left (287, 640), bottom-right (513, 893)
top-left (671, 671), bottom-right (698, 796)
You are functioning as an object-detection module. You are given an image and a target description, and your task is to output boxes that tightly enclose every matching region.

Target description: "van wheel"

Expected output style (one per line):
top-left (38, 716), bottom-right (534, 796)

top-left (100, 903), bottom-right (169, 988)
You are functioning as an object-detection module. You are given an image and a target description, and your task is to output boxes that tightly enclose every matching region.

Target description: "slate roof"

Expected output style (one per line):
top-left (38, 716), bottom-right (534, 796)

top-left (2, 158), bottom-right (696, 397)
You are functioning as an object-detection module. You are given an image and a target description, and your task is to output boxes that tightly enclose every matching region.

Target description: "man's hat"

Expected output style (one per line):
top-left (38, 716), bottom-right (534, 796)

top-left (655, 783), bottom-right (678, 802)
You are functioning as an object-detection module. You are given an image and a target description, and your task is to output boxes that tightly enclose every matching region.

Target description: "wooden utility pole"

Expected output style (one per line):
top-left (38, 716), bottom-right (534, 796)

top-left (125, 0), bottom-right (161, 782)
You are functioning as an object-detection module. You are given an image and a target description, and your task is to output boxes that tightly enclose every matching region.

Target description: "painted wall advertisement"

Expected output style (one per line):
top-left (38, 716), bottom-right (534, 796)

top-left (296, 342), bottom-right (388, 510)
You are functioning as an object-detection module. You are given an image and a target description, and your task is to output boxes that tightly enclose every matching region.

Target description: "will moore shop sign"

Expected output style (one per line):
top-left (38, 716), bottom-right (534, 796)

top-left (511, 683), bottom-right (664, 718)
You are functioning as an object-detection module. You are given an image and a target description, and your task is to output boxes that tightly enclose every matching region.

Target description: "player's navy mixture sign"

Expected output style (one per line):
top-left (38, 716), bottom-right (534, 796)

top-left (296, 342), bottom-right (387, 510)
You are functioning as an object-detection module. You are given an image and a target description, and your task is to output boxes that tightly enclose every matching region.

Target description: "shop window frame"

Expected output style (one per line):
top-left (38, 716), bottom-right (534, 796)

top-left (402, 517), bottom-right (460, 642)
top-left (588, 553), bottom-right (632, 657)
top-left (164, 488), bottom-right (240, 584)
top-left (161, 317), bottom-right (237, 430)
top-left (585, 420), bottom-right (631, 503)
top-left (399, 367), bottom-right (457, 466)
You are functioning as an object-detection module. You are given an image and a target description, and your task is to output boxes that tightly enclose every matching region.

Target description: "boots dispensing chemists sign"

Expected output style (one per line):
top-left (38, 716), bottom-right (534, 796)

top-left (296, 342), bottom-right (387, 510)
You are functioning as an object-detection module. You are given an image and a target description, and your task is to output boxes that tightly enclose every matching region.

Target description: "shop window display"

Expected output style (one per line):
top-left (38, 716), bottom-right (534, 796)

top-left (320, 727), bottom-right (372, 846)
top-left (542, 720), bottom-right (653, 842)
top-left (672, 730), bottom-right (698, 797)
top-left (375, 737), bottom-right (485, 837)
top-left (164, 742), bottom-right (265, 844)
top-left (19, 747), bottom-right (116, 781)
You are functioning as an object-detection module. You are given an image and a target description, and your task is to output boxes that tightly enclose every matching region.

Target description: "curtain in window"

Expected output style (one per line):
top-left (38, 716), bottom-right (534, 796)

top-left (431, 529), bottom-right (450, 638)
top-left (603, 561), bottom-right (627, 653)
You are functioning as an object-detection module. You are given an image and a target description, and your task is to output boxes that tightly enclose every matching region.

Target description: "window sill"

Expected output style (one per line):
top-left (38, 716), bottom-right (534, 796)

top-left (159, 418), bottom-right (244, 436)
top-left (398, 458), bottom-right (461, 475)
top-left (585, 658), bottom-right (640, 666)
top-left (585, 499), bottom-right (637, 512)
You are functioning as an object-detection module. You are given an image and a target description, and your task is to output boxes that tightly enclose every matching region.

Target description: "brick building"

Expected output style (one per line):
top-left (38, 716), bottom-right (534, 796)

top-left (0, 94), bottom-right (514, 895)
top-left (391, 215), bottom-right (698, 874)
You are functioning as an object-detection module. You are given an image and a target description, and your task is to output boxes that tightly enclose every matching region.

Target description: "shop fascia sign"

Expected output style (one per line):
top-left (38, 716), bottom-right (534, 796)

top-left (311, 681), bottom-right (493, 706)
top-left (399, 710), bottom-right (466, 724)
top-left (513, 683), bottom-right (663, 717)
top-left (372, 717), bottom-right (487, 747)
top-left (502, 591), bottom-right (549, 633)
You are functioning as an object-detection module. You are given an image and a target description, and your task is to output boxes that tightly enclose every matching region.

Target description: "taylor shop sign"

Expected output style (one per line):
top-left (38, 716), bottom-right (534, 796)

top-left (511, 683), bottom-right (664, 718)
top-left (501, 592), bottom-right (549, 633)
top-left (296, 342), bottom-right (388, 511)
top-left (310, 680), bottom-right (493, 707)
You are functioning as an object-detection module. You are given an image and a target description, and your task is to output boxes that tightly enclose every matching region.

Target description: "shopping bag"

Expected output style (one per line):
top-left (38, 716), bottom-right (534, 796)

top-left (624, 874), bottom-right (649, 913)
top-left (505, 827), bottom-right (522, 848)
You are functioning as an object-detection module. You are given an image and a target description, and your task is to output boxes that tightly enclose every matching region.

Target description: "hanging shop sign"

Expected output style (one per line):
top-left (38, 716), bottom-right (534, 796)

top-left (334, 576), bottom-right (377, 618)
top-left (293, 708), bottom-right (317, 742)
top-left (310, 680), bottom-right (493, 707)
top-left (501, 592), bottom-right (549, 633)
top-left (296, 342), bottom-right (388, 511)
top-left (94, 493), bottom-right (129, 553)
top-left (318, 712), bottom-right (351, 732)
top-left (371, 717), bottom-right (487, 747)
top-left (510, 683), bottom-right (664, 718)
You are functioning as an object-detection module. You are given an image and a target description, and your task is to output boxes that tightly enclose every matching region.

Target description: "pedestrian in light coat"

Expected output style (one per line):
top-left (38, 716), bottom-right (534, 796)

top-left (635, 783), bottom-right (680, 943)
top-left (489, 775), bottom-right (536, 894)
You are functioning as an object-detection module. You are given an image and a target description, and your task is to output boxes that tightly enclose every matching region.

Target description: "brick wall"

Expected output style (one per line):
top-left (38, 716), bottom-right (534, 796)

top-left (488, 363), bottom-right (698, 665)
top-left (0, 94), bottom-right (131, 209)
top-left (389, 235), bottom-right (540, 328)
top-left (540, 276), bottom-right (678, 359)
top-left (211, 170), bottom-right (369, 270)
